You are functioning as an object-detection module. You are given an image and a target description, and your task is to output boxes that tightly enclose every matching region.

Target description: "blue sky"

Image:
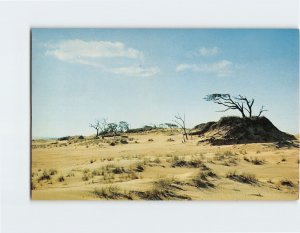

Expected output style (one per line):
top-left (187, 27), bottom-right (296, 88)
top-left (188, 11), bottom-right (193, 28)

top-left (32, 29), bottom-right (299, 138)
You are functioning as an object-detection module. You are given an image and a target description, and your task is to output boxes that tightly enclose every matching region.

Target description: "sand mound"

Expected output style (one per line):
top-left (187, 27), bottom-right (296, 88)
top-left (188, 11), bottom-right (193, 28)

top-left (191, 116), bottom-right (296, 145)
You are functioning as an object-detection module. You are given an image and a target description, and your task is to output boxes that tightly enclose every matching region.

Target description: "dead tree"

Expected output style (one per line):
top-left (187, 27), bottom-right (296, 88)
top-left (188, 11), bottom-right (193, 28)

top-left (89, 120), bottom-right (101, 137)
top-left (204, 94), bottom-right (246, 117)
top-left (235, 95), bottom-right (254, 117)
top-left (173, 114), bottom-right (188, 142)
top-left (89, 118), bottom-right (108, 138)
top-left (257, 105), bottom-right (268, 117)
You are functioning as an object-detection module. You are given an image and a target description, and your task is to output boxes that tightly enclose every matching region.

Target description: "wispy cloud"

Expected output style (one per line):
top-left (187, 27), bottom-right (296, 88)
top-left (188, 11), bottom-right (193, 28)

top-left (176, 60), bottom-right (234, 77)
top-left (198, 46), bottom-right (219, 56)
top-left (111, 66), bottom-right (160, 77)
top-left (45, 39), bottom-right (159, 77)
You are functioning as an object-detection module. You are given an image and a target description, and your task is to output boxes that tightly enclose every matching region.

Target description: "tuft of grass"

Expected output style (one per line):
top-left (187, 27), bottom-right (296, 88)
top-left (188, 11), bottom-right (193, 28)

top-left (280, 179), bottom-right (294, 187)
top-left (38, 170), bottom-right (51, 182)
top-left (167, 138), bottom-right (175, 142)
top-left (92, 168), bottom-right (104, 176)
top-left (111, 166), bottom-right (126, 174)
top-left (243, 156), bottom-right (265, 165)
top-left (152, 158), bottom-right (161, 164)
top-left (120, 139), bottom-right (128, 144)
top-left (171, 157), bottom-right (205, 168)
top-left (192, 171), bottom-right (215, 189)
top-left (66, 171), bottom-right (75, 177)
top-left (82, 173), bottom-right (91, 181)
top-left (83, 168), bottom-right (90, 174)
top-left (148, 138), bottom-right (154, 142)
top-left (92, 185), bottom-right (133, 200)
top-left (110, 142), bottom-right (116, 146)
top-left (134, 163), bottom-right (145, 172)
top-left (58, 176), bottom-right (65, 182)
top-left (226, 171), bottom-right (258, 185)
top-left (136, 178), bottom-right (191, 200)
top-left (90, 159), bottom-right (96, 164)
top-left (49, 169), bottom-right (57, 175)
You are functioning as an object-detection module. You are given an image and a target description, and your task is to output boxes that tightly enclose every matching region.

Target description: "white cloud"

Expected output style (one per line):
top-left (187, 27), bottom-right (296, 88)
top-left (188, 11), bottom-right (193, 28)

top-left (45, 39), bottom-right (159, 77)
top-left (198, 46), bottom-right (219, 56)
top-left (46, 39), bottom-right (143, 60)
top-left (176, 60), bottom-right (233, 77)
top-left (111, 66), bottom-right (160, 77)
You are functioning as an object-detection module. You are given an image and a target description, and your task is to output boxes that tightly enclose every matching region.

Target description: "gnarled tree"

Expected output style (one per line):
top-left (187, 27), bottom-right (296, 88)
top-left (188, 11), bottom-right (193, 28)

top-left (204, 93), bottom-right (267, 118)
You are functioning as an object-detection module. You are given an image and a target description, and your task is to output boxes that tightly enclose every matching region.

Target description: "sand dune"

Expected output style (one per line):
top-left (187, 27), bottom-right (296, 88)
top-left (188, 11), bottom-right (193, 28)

top-left (31, 130), bottom-right (299, 200)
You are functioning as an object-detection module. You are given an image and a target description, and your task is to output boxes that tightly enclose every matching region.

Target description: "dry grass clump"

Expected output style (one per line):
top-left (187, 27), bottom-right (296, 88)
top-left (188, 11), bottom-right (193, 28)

top-left (167, 138), bottom-right (175, 142)
top-left (136, 178), bottom-right (191, 200)
top-left (148, 138), bottom-right (154, 142)
top-left (66, 171), bottom-right (75, 177)
top-left (280, 179), bottom-right (294, 187)
top-left (90, 159), bottom-right (96, 164)
top-left (243, 156), bottom-right (265, 165)
top-left (57, 176), bottom-right (65, 182)
top-left (133, 163), bottom-right (145, 172)
top-left (192, 171), bottom-right (216, 189)
top-left (226, 171), bottom-right (258, 185)
top-left (38, 170), bottom-right (52, 182)
top-left (82, 173), bottom-right (91, 181)
top-left (92, 185), bottom-right (133, 200)
top-left (170, 156), bottom-right (205, 168)
top-left (49, 169), bottom-right (58, 175)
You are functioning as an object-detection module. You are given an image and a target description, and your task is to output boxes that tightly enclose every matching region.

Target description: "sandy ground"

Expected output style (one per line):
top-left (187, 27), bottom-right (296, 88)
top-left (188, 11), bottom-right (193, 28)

top-left (31, 130), bottom-right (299, 200)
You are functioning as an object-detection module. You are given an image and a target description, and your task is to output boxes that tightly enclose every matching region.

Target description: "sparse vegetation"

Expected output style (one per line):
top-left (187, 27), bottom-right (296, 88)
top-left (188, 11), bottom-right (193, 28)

top-left (226, 171), bottom-right (258, 185)
top-left (92, 185), bottom-right (133, 200)
top-left (136, 178), bottom-right (191, 200)
top-left (192, 171), bottom-right (215, 189)
top-left (243, 156), bottom-right (265, 165)
top-left (170, 156), bottom-right (205, 168)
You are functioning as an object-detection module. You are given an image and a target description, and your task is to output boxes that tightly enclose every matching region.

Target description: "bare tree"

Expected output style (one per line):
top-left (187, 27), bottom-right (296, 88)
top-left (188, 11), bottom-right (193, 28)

top-left (173, 113), bottom-right (188, 142)
top-left (89, 120), bottom-right (101, 137)
top-left (89, 118), bottom-right (108, 138)
top-left (257, 105), bottom-right (268, 117)
top-left (235, 95), bottom-right (254, 117)
top-left (204, 94), bottom-right (246, 118)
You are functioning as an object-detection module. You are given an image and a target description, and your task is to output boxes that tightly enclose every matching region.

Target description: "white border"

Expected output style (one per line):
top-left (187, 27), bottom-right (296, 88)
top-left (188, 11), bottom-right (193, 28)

top-left (0, 1), bottom-right (299, 233)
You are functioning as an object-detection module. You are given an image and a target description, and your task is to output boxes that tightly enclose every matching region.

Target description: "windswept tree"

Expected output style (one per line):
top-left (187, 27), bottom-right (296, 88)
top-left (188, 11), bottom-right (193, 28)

top-left (173, 113), bottom-right (188, 142)
top-left (118, 121), bottom-right (129, 133)
top-left (204, 93), bottom-right (267, 118)
top-left (165, 123), bottom-right (178, 129)
top-left (204, 94), bottom-right (246, 117)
